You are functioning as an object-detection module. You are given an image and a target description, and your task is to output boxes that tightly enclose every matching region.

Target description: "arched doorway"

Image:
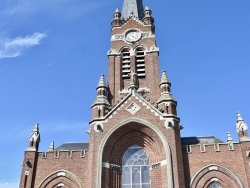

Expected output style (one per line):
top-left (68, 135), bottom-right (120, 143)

top-left (100, 119), bottom-right (173, 188)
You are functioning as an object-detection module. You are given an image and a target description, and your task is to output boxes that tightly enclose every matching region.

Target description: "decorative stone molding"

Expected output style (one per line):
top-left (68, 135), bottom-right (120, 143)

top-left (57, 172), bottom-right (66, 177)
top-left (97, 118), bottom-right (174, 188)
top-left (126, 103), bottom-right (140, 115)
top-left (110, 164), bottom-right (121, 172)
top-left (190, 164), bottom-right (244, 188)
top-left (152, 163), bottom-right (161, 169)
top-left (38, 170), bottom-right (84, 188)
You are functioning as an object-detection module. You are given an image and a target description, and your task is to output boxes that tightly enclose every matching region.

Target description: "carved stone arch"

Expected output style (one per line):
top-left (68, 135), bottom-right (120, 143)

top-left (190, 164), bottom-right (244, 188)
top-left (97, 118), bottom-right (174, 188)
top-left (38, 170), bottom-right (84, 188)
top-left (119, 46), bottom-right (132, 54)
top-left (204, 177), bottom-right (227, 188)
top-left (103, 125), bottom-right (163, 165)
top-left (133, 45), bottom-right (148, 52)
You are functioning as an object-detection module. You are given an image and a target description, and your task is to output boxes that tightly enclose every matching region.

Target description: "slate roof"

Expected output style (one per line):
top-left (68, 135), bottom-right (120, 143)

top-left (55, 142), bottom-right (89, 151)
top-left (122, 0), bottom-right (144, 21)
top-left (55, 136), bottom-right (223, 151)
top-left (181, 136), bottom-right (224, 145)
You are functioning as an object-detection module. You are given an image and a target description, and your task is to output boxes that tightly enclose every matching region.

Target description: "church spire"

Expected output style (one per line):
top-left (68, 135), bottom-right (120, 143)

top-left (122, 0), bottom-right (144, 21)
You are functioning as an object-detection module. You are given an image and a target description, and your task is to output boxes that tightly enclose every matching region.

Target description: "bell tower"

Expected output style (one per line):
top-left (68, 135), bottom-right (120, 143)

top-left (88, 0), bottom-right (185, 187)
top-left (108, 0), bottom-right (160, 106)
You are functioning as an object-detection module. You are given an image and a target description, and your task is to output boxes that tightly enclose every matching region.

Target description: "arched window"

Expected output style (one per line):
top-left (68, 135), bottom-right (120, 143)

top-left (121, 48), bottom-right (131, 80)
top-left (208, 181), bottom-right (222, 188)
top-left (122, 145), bottom-right (151, 188)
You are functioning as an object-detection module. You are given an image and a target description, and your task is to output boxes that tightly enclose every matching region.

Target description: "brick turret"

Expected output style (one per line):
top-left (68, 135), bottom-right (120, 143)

top-left (20, 124), bottom-right (40, 188)
top-left (27, 123), bottom-right (40, 151)
top-left (236, 112), bottom-right (249, 140)
top-left (157, 71), bottom-right (177, 115)
top-left (91, 75), bottom-right (111, 120)
top-left (111, 8), bottom-right (122, 28)
top-left (142, 5), bottom-right (154, 26)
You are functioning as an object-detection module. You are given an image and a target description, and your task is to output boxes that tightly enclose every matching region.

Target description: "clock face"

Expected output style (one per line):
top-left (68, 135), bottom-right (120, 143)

top-left (125, 30), bottom-right (141, 42)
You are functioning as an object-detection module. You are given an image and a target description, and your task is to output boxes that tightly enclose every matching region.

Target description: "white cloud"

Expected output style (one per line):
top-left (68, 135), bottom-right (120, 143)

top-left (0, 32), bottom-right (46, 59)
top-left (3, 0), bottom-right (31, 16)
top-left (0, 181), bottom-right (19, 188)
top-left (5, 5), bottom-right (26, 15)
top-left (5, 0), bottom-right (108, 15)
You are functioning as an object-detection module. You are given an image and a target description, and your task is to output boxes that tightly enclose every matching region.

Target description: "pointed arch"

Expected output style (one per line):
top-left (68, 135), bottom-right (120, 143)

top-left (190, 164), bottom-right (244, 188)
top-left (38, 170), bottom-right (84, 188)
top-left (206, 179), bottom-right (225, 188)
top-left (119, 46), bottom-right (132, 53)
top-left (132, 45), bottom-right (148, 52)
top-left (96, 118), bottom-right (174, 188)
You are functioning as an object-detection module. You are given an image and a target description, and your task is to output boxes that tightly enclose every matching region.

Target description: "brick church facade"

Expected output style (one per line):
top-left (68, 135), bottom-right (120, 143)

top-left (20, 0), bottom-right (250, 187)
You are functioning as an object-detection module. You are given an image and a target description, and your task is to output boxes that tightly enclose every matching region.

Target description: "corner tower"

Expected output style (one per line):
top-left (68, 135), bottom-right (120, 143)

top-left (108, 0), bottom-right (159, 105)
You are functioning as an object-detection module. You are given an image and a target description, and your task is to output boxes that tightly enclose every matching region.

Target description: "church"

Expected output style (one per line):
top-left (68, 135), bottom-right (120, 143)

top-left (19, 0), bottom-right (250, 187)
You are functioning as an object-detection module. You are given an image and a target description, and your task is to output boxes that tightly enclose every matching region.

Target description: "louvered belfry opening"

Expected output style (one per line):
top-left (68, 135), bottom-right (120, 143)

top-left (135, 47), bottom-right (145, 79)
top-left (122, 48), bottom-right (131, 80)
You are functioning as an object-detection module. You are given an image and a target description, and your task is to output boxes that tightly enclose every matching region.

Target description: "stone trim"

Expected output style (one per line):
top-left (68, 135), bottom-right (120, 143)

top-left (190, 164), bottom-right (244, 188)
top-left (96, 118), bottom-right (174, 188)
top-left (38, 170), bottom-right (84, 188)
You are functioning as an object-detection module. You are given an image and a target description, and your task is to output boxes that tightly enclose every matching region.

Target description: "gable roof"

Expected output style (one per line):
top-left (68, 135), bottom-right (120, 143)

top-left (54, 136), bottom-right (224, 151)
top-left (181, 136), bottom-right (224, 145)
top-left (55, 142), bottom-right (89, 151)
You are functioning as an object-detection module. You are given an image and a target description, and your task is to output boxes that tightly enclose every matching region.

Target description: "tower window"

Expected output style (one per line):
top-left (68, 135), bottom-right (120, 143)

top-left (98, 108), bottom-right (101, 118)
top-left (135, 48), bottom-right (145, 79)
top-left (31, 138), bottom-right (34, 147)
top-left (122, 145), bottom-right (151, 188)
top-left (121, 49), bottom-right (131, 80)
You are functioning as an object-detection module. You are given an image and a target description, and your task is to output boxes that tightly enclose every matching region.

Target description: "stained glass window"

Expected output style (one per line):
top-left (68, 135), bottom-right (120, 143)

top-left (208, 181), bottom-right (222, 188)
top-left (122, 145), bottom-right (151, 188)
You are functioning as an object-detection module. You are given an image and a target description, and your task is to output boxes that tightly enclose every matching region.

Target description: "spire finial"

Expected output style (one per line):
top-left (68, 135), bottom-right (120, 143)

top-left (48, 141), bottom-right (54, 151)
top-left (237, 112), bottom-right (244, 122)
top-left (236, 111), bottom-right (249, 138)
top-left (160, 70), bottom-right (170, 85)
top-left (122, 0), bottom-right (144, 21)
top-left (112, 8), bottom-right (122, 27)
top-left (97, 74), bottom-right (106, 89)
top-left (33, 123), bottom-right (39, 132)
top-left (227, 132), bottom-right (233, 143)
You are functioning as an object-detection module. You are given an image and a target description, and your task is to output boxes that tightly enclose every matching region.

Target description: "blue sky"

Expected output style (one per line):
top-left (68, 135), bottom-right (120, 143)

top-left (0, 0), bottom-right (249, 187)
